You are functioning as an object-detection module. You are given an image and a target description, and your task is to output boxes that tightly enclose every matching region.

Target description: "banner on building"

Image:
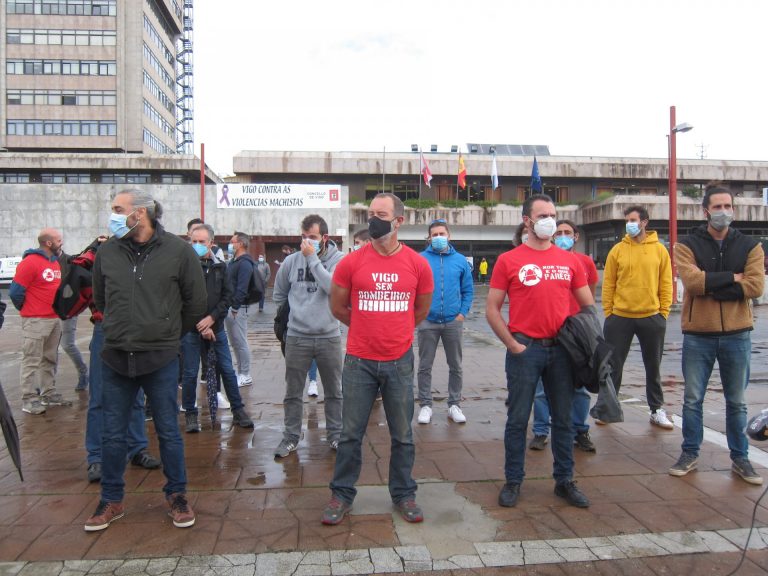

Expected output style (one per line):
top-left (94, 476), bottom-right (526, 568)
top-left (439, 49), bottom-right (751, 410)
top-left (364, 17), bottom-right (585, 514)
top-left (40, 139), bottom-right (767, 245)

top-left (217, 183), bottom-right (342, 210)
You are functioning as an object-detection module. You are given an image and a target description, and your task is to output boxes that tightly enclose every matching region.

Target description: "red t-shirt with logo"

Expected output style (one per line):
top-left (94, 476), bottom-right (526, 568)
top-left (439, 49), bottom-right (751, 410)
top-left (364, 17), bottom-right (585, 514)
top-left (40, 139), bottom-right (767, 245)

top-left (569, 251), bottom-right (599, 316)
top-left (489, 244), bottom-right (586, 338)
top-left (13, 252), bottom-right (61, 318)
top-left (333, 243), bottom-right (434, 361)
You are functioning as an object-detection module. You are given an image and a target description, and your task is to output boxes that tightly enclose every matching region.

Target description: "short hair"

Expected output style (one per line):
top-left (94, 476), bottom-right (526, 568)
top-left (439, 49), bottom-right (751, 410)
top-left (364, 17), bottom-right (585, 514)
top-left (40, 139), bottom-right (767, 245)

top-left (428, 218), bottom-right (450, 235)
top-left (186, 218), bottom-right (203, 232)
top-left (233, 231), bottom-right (250, 249)
top-left (702, 181), bottom-right (734, 209)
top-left (114, 189), bottom-right (163, 223)
top-left (623, 205), bottom-right (649, 221)
top-left (192, 224), bottom-right (214, 242)
top-left (556, 219), bottom-right (579, 236)
top-left (373, 192), bottom-right (405, 217)
top-left (301, 214), bottom-right (329, 236)
top-left (522, 194), bottom-right (554, 218)
top-left (353, 229), bottom-right (370, 242)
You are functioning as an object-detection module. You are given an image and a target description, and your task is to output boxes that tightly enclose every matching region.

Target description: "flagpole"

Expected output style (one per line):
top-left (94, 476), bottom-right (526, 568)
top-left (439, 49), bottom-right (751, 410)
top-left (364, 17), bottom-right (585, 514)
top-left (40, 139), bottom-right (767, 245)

top-left (382, 146), bottom-right (386, 193)
top-left (456, 150), bottom-right (459, 202)
top-left (418, 147), bottom-right (422, 201)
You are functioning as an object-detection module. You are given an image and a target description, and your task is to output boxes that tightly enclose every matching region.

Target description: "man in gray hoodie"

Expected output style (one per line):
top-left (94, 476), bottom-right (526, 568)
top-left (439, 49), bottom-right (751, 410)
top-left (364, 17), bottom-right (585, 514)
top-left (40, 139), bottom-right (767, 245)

top-left (272, 214), bottom-right (344, 457)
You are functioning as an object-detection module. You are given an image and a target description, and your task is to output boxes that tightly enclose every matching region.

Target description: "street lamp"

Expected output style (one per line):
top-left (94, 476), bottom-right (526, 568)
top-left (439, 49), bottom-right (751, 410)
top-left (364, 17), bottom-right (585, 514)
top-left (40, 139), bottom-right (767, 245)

top-left (668, 105), bottom-right (693, 303)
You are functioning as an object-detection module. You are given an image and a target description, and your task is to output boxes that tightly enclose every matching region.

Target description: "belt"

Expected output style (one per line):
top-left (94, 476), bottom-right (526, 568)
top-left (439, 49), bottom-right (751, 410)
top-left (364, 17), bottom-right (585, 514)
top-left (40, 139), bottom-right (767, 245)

top-left (511, 332), bottom-right (558, 348)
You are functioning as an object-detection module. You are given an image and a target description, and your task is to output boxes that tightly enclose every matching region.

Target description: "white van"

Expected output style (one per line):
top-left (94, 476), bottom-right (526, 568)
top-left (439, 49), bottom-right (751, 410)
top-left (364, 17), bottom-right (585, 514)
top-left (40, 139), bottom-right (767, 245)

top-left (0, 256), bottom-right (22, 285)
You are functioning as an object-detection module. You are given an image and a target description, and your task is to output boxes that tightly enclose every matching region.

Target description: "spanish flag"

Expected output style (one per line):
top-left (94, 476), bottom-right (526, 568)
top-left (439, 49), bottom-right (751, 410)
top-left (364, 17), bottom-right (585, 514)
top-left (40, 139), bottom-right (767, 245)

top-left (458, 153), bottom-right (467, 189)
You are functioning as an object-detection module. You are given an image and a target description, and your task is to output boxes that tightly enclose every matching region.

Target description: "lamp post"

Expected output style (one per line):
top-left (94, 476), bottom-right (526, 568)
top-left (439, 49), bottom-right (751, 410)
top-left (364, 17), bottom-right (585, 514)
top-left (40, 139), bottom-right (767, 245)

top-left (668, 105), bottom-right (693, 303)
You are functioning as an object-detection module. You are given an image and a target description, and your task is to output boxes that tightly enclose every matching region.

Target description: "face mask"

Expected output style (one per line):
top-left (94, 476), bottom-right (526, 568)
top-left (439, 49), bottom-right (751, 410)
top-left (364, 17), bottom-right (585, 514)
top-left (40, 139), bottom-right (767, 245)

top-left (554, 236), bottom-right (575, 251)
top-left (192, 243), bottom-right (208, 258)
top-left (533, 217), bottom-right (557, 240)
top-left (308, 239), bottom-right (321, 253)
top-left (352, 245), bottom-right (361, 251)
top-left (626, 222), bottom-right (641, 237)
top-left (227, 243), bottom-right (235, 256)
top-left (258, 256), bottom-right (264, 262)
top-left (708, 210), bottom-right (734, 231)
top-left (108, 211), bottom-right (137, 239)
top-left (368, 216), bottom-right (396, 240)
top-left (521, 233), bottom-right (529, 245)
top-left (430, 236), bottom-right (449, 252)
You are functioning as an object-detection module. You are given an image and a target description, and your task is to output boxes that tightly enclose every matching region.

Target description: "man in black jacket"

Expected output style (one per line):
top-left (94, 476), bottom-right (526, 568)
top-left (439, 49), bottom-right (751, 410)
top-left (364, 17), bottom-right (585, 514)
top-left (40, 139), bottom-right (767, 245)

top-left (182, 224), bottom-right (253, 432)
top-left (86, 189), bottom-right (207, 532)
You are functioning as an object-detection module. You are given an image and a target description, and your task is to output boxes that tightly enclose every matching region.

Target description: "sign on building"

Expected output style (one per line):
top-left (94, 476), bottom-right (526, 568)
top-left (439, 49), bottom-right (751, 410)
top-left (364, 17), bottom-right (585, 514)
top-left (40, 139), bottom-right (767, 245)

top-left (217, 183), bottom-right (342, 210)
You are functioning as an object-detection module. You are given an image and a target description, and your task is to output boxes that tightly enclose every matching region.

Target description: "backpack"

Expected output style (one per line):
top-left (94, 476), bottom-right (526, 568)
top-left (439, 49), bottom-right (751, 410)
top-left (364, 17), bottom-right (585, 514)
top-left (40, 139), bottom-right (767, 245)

top-left (53, 264), bottom-right (92, 320)
top-left (274, 301), bottom-right (290, 356)
top-left (245, 260), bottom-right (266, 305)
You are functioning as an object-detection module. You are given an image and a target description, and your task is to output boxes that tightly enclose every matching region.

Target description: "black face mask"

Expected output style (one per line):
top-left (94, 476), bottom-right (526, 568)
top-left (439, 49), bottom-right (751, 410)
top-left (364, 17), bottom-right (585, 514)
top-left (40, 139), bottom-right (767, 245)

top-left (368, 216), bottom-right (395, 240)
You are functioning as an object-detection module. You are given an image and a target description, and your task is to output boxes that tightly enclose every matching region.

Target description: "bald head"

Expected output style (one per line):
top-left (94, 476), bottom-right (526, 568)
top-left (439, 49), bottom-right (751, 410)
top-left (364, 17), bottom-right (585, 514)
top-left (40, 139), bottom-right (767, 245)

top-left (38, 228), bottom-right (63, 257)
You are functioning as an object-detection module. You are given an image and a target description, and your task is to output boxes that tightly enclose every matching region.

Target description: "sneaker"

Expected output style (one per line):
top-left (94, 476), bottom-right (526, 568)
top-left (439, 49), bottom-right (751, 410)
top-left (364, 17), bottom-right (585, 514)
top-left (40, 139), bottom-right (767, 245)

top-left (167, 493), bottom-right (195, 528)
top-left (274, 438), bottom-right (298, 458)
top-left (40, 393), bottom-right (72, 407)
top-left (574, 431), bottom-right (597, 453)
top-left (232, 407), bottom-right (254, 428)
top-left (76, 373), bottom-right (89, 391)
top-left (307, 380), bottom-right (319, 397)
top-left (448, 405), bottom-right (467, 423)
top-left (528, 435), bottom-right (548, 451)
top-left (321, 497), bottom-right (352, 525)
top-left (185, 412), bottom-right (200, 433)
top-left (594, 418), bottom-right (606, 426)
top-left (732, 458), bottom-right (764, 485)
top-left (84, 501), bottom-right (124, 532)
top-left (650, 408), bottom-right (674, 430)
top-left (498, 482), bottom-right (520, 507)
top-left (330, 439), bottom-right (339, 451)
top-left (130, 450), bottom-right (161, 469)
top-left (554, 480), bottom-right (590, 508)
top-left (394, 498), bottom-right (424, 523)
top-left (217, 391), bottom-right (230, 409)
top-left (22, 398), bottom-right (45, 415)
top-left (237, 374), bottom-right (253, 387)
top-left (669, 452), bottom-right (699, 477)
top-left (417, 405), bottom-right (432, 424)
top-left (87, 462), bottom-right (102, 483)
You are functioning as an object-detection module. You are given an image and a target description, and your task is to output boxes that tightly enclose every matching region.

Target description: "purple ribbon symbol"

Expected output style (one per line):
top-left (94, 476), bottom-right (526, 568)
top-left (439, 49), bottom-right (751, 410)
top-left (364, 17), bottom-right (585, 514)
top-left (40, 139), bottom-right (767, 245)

top-left (219, 185), bottom-right (230, 206)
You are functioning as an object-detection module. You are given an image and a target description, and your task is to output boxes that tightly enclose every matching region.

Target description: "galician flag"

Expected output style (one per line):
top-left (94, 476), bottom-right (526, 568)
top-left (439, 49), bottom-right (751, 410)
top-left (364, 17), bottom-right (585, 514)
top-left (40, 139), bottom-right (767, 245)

top-left (420, 151), bottom-right (433, 188)
top-left (491, 154), bottom-right (499, 190)
top-left (458, 153), bottom-right (467, 189)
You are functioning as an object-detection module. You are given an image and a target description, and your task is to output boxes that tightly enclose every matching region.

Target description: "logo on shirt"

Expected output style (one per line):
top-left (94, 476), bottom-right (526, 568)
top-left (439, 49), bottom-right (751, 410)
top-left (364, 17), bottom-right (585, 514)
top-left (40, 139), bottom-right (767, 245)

top-left (358, 272), bottom-right (411, 312)
top-left (519, 264), bottom-right (543, 286)
top-left (41, 268), bottom-right (59, 282)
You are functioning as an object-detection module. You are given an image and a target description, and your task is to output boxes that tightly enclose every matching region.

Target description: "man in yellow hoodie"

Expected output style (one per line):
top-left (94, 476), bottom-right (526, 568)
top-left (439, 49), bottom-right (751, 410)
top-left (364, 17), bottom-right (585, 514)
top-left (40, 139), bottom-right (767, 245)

top-left (602, 205), bottom-right (673, 429)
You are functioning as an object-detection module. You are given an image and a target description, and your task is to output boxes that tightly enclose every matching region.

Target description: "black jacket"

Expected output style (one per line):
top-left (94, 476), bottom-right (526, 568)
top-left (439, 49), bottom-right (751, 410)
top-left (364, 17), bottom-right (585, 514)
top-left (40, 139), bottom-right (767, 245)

top-left (93, 223), bottom-right (207, 352)
top-left (199, 256), bottom-right (232, 333)
top-left (227, 253), bottom-right (255, 310)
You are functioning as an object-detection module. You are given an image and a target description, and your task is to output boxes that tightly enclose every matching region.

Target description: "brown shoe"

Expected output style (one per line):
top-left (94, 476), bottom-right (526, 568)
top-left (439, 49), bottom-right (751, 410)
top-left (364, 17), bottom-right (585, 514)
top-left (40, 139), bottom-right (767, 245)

top-left (167, 493), bottom-right (195, 528)
top-left (84, 500), bottom-right (124, 532)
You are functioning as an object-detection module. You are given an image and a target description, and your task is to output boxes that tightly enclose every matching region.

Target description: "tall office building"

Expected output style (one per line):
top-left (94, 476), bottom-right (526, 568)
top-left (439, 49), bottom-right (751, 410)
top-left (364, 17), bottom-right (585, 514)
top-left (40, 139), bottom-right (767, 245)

top-left (1, 0), bottom-right (194, 154)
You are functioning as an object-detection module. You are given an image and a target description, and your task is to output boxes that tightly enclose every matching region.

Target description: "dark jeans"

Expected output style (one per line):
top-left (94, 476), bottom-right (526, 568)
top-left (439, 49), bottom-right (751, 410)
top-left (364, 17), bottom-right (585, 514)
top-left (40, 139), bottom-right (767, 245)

top-left (504, 338), bottom-right (575, 485)
top-left (181, 329), bottom-right (244, 413)
top-left (603, 313), bottom-right (666, 411)
top-left (101, 357), bottom-right (186, 502)
top-left (330, 348), bottom-right (416, 505)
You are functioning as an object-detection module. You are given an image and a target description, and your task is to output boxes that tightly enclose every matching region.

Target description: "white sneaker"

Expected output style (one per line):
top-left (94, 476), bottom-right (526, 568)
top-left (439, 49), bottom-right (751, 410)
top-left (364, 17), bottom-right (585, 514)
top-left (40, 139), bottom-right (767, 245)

top-left (307, 380), bottom-right (319, 397)
top-left (650, 408), bottom-right (674, 430)
top-left (217, 392), bottom-right (230, 409)
top-left (449, 405), bottom-right (467, 423)
top-left (237, 374), bottom-right (253, 387)
top-left (417, 406), bottom-right (432, 424)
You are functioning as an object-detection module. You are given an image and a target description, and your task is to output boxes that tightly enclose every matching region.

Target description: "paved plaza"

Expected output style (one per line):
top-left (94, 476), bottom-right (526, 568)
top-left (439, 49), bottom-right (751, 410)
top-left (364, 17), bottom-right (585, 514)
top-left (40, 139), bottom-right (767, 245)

top-left (0, 286), bottom-right (767, 575)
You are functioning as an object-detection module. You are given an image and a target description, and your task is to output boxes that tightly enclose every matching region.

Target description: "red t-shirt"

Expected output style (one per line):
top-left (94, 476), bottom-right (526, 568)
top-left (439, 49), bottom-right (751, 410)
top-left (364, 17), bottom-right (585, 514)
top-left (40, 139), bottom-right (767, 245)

top-left (13, 252), bottom-right (61, 319)
top-left (569, 251), bottom-right (599, 316)
top-left (489, 244), bottom-right (587, 338)
top-left (333, 243), bottom-right (434, 361)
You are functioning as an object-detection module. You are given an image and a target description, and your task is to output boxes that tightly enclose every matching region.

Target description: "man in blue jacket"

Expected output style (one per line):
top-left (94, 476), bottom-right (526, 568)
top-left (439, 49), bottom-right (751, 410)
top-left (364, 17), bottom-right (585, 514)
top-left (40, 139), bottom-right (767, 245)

top-left (417, 219), bottom-right (473, 424)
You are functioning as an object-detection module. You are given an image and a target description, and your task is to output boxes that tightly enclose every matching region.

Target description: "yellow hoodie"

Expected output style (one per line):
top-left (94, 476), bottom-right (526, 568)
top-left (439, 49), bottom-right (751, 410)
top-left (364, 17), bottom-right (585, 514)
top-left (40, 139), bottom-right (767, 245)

top-left (602, 230), bottom-right (673, 319)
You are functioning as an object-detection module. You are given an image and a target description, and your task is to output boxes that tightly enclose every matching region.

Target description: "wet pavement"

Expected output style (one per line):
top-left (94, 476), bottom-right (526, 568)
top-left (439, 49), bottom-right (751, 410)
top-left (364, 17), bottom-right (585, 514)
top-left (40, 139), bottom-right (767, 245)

top-left (0, 286), bottom-right (766, 575)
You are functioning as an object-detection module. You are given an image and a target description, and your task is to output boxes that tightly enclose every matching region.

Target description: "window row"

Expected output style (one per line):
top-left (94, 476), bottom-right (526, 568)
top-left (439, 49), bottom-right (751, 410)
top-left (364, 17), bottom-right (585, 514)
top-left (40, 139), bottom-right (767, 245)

top-left (42, 173), bottom-right (90, 183)
top-left (143, 15), bottom-right (174, 66)
top-left (146, 0), bottom-right (181, 42)
top-left (7, 29), bottom-right (116, 46)
top-left (143, 44), bottom-right (174, 89)
top-left (6, 59), bottom-right (116, 76)
top-left (0, 173), bottom-right (30, 183)
top-left (143, 99), bottom-right (175, 137)
top-left (6, 0), bottom-right (116, 15)
top-left (7, 119), bottom-right (117, 136)
top-left (0, 173), bottom-right (188, 184)
top-left (7, 89), bottom-right (116, 106)
top-left (143, 128), bottom-right (175, 154)
top-left (143, 71), bottom-right (174, 114)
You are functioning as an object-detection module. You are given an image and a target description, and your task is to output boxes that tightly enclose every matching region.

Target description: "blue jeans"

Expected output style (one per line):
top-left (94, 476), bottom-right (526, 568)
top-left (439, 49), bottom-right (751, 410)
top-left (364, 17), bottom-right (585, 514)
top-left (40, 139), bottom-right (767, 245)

top-left (532, 379), bottom-right (591, 437)
top-left (505, 339), bottom-right (575, 484)
top-left (308, 359), bottom-right (318, 382)
top-left (330, 349), bottom-right (416, 505)
top-left (180, 329), bottom-right (244, 413)
top-left (85, 322), bottom-right (148, 465)
top-left (101, 357), bottom-right (186, 502)
top-left (681, 332), bottom-right (751, 460)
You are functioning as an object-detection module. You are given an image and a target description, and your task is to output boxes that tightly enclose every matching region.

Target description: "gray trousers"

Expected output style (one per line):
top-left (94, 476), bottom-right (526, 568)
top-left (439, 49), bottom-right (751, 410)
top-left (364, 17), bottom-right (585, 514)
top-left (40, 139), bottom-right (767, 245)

top-left (60, 317), bottom-right (87, 375)
top-left (283, 335), bottom-right (343, 443)
top-left (417, 319), bottom-right (464, 407)
top-left (224, 307), bottom-right (250, 376)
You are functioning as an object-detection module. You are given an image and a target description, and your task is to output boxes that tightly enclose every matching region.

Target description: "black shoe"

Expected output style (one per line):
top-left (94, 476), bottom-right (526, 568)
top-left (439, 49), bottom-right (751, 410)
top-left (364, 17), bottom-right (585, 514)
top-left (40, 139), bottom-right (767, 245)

top-left (528, 435), bottom-right (548, 451)
top-left (554, 480), bottom-right (590, 508)
top-left (185, 412), bottom-right (200, 433)
top-left (87, 462), bottom-right (102, 483)
top-left (498, 482), bottom-right (520, 507)
top-left (130, 451), bottom-right (161, 469)
top-left (232, 407), bottom-right (254, 428)
top-left (574, 431), bottom-right (596, 453)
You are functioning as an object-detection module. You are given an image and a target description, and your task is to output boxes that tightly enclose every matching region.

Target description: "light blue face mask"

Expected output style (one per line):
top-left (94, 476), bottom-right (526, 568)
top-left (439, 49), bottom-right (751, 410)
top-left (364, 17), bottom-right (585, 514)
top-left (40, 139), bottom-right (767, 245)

top-left (308, 239), bottom-right (321, 253)
top-left (626, 222), bottom-right (641, 237)
top-left (227, 243), bottom-right (235, 256)
top-left (108, 211), bottom-right (137, 239)
top-left (192, 243), bottom-right (208, 258)
top-left (554, 235), bottom-right (575, 251)
top-left (431, 236), bottom-right (449, 252)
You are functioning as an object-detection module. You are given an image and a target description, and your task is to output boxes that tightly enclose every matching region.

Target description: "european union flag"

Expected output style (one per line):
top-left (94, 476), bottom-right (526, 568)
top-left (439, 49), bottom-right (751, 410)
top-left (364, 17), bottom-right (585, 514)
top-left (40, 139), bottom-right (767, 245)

top-left (530, 156), bottom-right (543, 194)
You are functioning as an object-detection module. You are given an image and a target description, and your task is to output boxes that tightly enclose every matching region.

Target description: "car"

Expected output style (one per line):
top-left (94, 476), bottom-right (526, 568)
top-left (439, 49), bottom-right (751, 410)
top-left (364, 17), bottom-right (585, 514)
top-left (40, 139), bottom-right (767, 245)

top-left (0, 256), bottom-right (22, 286)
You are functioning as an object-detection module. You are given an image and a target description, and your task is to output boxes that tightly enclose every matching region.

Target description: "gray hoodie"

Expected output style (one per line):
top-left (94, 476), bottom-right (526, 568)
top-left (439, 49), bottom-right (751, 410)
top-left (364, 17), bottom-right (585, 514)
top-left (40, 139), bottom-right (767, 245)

top-left (272, 240), bottom-right (344, 337)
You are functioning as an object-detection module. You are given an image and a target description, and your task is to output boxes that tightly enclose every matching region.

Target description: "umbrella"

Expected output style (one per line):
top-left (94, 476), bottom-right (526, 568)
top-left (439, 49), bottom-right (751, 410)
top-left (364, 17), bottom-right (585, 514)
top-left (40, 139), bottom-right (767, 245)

top-left (0, 380), bottom-right (22, 481)
top-left (203, 338), bottom-right (218, 427)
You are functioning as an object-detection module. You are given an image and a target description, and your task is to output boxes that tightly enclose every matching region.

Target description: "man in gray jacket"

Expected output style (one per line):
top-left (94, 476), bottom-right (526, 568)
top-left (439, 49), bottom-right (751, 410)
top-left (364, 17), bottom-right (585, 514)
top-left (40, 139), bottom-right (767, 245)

top-left (272, 214), bottom-right (344, 457)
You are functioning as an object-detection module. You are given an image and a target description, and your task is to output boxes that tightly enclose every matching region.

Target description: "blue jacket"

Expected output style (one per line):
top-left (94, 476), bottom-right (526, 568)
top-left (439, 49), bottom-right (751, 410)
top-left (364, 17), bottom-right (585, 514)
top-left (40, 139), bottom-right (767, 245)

top-left (420, 244), bottom-right (473, 323)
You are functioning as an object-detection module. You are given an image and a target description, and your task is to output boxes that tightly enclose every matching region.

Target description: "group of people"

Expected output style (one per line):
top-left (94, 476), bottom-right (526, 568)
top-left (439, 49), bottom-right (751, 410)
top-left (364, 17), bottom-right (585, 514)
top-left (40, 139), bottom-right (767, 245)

top-left (6, 182), bottom-right (762, 534)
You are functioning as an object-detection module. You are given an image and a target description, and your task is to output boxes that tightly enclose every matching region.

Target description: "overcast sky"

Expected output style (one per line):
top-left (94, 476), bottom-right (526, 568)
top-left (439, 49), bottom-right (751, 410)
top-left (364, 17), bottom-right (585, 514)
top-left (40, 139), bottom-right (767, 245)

top-left (193, 0), bottom-right (766, 176)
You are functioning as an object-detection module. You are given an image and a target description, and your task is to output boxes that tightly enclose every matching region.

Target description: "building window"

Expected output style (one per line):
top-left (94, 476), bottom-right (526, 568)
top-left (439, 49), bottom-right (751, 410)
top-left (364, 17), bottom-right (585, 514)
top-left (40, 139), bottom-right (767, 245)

top-left (6, 0), bottom-right (117, 16)
top-left (7, 89), bottom-right (116, 106)
top-left (143, 128), bottom-right (176, 154)
top-left (7, 29), bottom-right (116, 46)
top-left (6, 59), bottom-right (116, 76)
top-left (101, 173), bottom-right (151, 184)
top-left (0, 173), bottom-right (30, 183)
top-left (161, 174), bottom-right (184, 184)
top-left (7, 119), bottom-right (116, 136)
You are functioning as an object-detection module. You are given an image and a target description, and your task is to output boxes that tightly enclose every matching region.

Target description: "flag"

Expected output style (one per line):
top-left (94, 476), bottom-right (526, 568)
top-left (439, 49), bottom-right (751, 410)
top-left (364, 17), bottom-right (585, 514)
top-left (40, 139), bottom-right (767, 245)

top-left (530, 156), bottom-right (542, 193)
top-left (458, 153), bottom-right (467, 189)
top-left (420, 151), bottom-right (433, 188)
top-left (491, 154), bottom-right (499, 190)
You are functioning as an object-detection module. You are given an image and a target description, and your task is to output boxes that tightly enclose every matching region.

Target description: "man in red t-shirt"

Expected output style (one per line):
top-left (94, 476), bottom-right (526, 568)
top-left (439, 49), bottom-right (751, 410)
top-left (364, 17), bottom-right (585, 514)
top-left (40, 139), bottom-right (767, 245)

top-left (9, 228), bottom-right (71, 415)
top-left (322, 193), bottom-right (433, 526)
top-left (486, 195), bottom-right (594, 509)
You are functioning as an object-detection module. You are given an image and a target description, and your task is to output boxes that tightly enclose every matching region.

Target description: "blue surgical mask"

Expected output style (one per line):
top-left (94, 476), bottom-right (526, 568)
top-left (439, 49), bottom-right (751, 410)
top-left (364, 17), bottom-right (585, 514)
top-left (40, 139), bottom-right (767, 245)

top-left (108, 211), bottom-right (136, 239)
top-left (192, 243), bottom-right (208, 258)
top-left (626, 222), bottom-right (641, 237)
top-left (430, 236), bottom-right (449, 252)
top-left (554, 236), bottom-right (575, 251)
top-left (308, 239), bottom-right (321, 253)
top-left (227, 243), bottom-right (235, 256)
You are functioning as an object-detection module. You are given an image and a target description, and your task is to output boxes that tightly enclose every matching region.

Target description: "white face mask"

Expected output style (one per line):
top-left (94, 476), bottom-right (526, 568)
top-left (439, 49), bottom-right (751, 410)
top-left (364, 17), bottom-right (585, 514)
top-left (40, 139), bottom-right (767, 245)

top-left (533, 217), bottom-right (557, 240)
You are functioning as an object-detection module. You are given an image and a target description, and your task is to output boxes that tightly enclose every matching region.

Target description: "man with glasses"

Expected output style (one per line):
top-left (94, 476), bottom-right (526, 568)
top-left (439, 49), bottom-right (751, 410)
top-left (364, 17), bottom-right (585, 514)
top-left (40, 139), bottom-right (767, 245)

top-left (225, 232), bottom-right (256, 387)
